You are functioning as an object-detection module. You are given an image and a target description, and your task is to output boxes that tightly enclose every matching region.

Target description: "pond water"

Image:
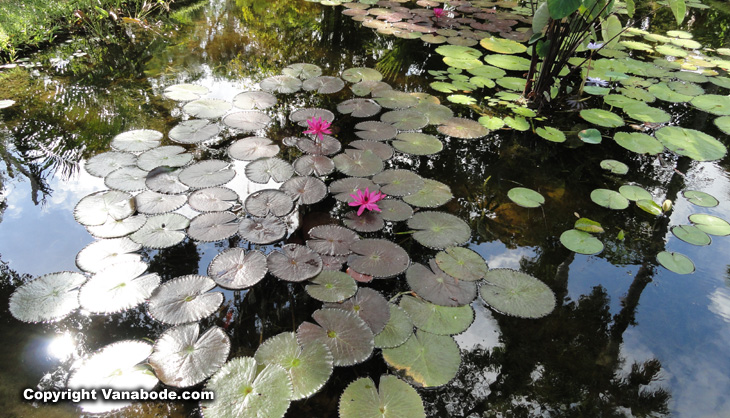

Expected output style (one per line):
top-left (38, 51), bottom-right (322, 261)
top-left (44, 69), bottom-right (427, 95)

top-left (1, 0), bottom-right (730, 417)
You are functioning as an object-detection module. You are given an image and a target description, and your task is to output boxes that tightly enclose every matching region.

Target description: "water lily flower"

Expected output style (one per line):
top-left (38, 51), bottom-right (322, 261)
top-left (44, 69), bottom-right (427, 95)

top-left (303, 117), bottom-right (332, 141)
top-left (586, 76), bottom-right (609, 87)
top-left (586, 41), bottom-right (604, 50)
top-left (433, 8), bottom-right (445, 18)
top-left (349, 187), bottom-right (385, 216)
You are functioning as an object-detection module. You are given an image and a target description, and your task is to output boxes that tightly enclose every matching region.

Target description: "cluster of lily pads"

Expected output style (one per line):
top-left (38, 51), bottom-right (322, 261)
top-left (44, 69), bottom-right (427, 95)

top-left (8, 61), bottom-right (560, 417)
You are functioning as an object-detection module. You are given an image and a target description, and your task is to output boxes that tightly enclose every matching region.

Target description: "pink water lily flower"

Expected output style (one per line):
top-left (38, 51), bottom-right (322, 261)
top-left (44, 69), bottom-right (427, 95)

top-left (433, 8), bottom-right (445, 18)
top-left (303, 116), bottom-right (333, 141)
top-left (349, 187), bottom-right (385, 216)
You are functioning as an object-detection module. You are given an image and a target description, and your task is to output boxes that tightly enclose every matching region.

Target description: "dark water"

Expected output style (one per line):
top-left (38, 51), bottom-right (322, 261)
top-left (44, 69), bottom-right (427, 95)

top-left (1, 0), bottom-right (730, 417)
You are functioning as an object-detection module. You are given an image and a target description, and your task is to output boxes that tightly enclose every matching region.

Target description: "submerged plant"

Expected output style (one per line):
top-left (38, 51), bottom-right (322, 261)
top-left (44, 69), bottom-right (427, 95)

top-left (349, 187), bottom-right (385, 216)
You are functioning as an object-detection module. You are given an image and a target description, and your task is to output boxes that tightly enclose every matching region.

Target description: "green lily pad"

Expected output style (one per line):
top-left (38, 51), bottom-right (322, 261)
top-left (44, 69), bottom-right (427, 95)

top-left (403, 179), bottom-right (453, 208)
top-left (324, 288), bottom-right (391, 335)
top-left (9, 271), bottom-right (87, 323)
top-left (381, 330), bottom-right (460, 388)
top-left (238, 215), bottom-right (286, 245)
top-left (591, 189), bottom-right (630, 209)
top-left (400, 295), bottom-right (474, 335)
top-left (334, 149), bottom-right (384, 177)
top-left (683, 190), bottom-right (719, 207)
top-left (337, 98), bottom-right (381, 118)
top-left (689, 214), bottom-right (730, 236)
top-left (484, 54), bottom-right (531, 71)
top-left (574, 217), bottom-right (604, 233)
top-left (342, 67), bottom-right (383, 83)
top-left (671, 225), bottom-right (712, 246)
top-left (560, 229), bottom-right (604, 254)
top-left (373, 169), bottom-right (425, 197)
top-left (374, 304), bottom-right (414, 349)
top-left (579, 128), bottom-right (602, 144)
top-left (691, 94), bottom-right (730, 115)
top-left (623, 103), bottom-right (671, 123)
top-left (496, 76), bottom-right (527, 91)
top-left (655, 126), bottom-right (727, 161)
top-left (600, 159), bottom-right (629, 175)
top-left (580, 109), bottom-right (625, 127)
top-left (392, 132), bottom-right (443, 155)
top-left (406, 260), bottom-right (477, 307)
top-left (480, 36), bottom-right (527, 54)
top-left (306, 271), bottom-right (357, 303)
top-left (667, 81), bottom-right (704, 96)
top-left (339, 375), bottom-right (425, 418)
top-left (297, 308), bottom-right (374, 367)
top-left (467, 65), bottom-right (506, 79)
top-left (656, 251), bottom-right (695, 274)
top-left (480, 268), bottom-right (556, 318)
top-left (619, 185), bottom-right (653, 201)
top-left (408, 211), bottom-right (471, 249)
top-left (655, 44), bottom-right (688, 57)
top-left (619, 40), bottom-right (653, 51)
top-left (614, 132), bottom-right (664, 155)
top-left (507, 187), bottom-right (545, 208)
top-left (434, 247), bottom-right (488, 282)
top-left (105, 166), bottom-right (148, 192)
top-left (504, 116), bottom-right (530, 131)
top-left (303, 76), bottom-right (345, 94)
top-left (245, 157), bottom-right (295, 184)
top-left (447, 94), bottom-right (477, 105)
top-left (536, 126), bottom-right (566, 143)
top-left (268, 244), bottom-right (323, 282)
top-left (648, 83), bottom-right (693, 103)
top-left (637, 199), bottom-right (663, 216)
top-left (714, 115), bottom-right (730, 135)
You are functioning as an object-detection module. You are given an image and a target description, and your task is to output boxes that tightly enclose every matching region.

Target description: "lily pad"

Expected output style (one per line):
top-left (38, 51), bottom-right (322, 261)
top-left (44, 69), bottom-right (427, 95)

top-left (689, 214), bottom-right (730, 236)
top-left (268, 244), bottom-right (323, 282)
top-left (232, 91), bottom-right (277, 110)
top-left (560, 229), bottom-right (604, 254)
top-left (222, 110), bottom-right (272, 132)
top-left (179, 160), bottom-right (235, 189)
top-left (208, 248), bottom-right (268, 289)
top-left (334, 149), bottom-right (384, 177)
top-left (183, 99), bottom-right (232, 119)
top-left (623, 103), bottom-right (671, 123)
top-left (254, 332), bottom-right (333, 400)
top-left (437, 117), bottom-right (489, 139)
top-left (306, 225), bottom-right (359, 256)
top-left (111, 129), bottom-right (162, 153)
top-left (290, 108), bottom-right (335, 126)
top-left (228, 136), bottom-right (280, 161)
top-left (163, 83), bottom-right (209, 101)
top-left (146, 167), bottom-right (189, 194)
top-left (484, 54), bottom-right (531, 71)
top-left (9, 272), bottom-right (87, 323)
top-left (403, 179), bottom-right (453, 208)
top-left (351, 80), bottom-right (392, 96)
top-left (580, 108), bottom-right (625, 127)
top-left (349, 140), bottom-right (394, 160)
top-left (324, 288), bottom-right (391, 334)
top-left (76, 237), bottom-right (142, 273)
top-left (637, 199), bottom-right (663, 216)
top-left (79, 261), bottom-right (160, 314)
top-left (480, 36), bottom-right (527, 54)
top-left (591, 189), bottom-right (630, 209)
top-left (343, 211), bottom-right (385, 233)
top-left (434, 247), bottom-right (488, 282)
top-left (74, 190), bottom-right (135, 226)
top-left (105, 166), bottom-right (148, 192)
top-left (130, 213), bottom-right (190, 248)
top-left (574, 218), bottom-right (605, 233)
top-left (619, 185), bottom-right (653, 201)
top-left (260, 75), bottom-right (302, 93)
top-left (378, 199), bottom-right (413, 222)
top-left (148, 275), bottom-right (223, 325)
top-left (381, 330), bottom-right (460, 388)
top-left (392, 132), bottom-right (443, 155)
top-left (374, 304), bottom-right (414, 349)
top-left (169, 119), bottom-right (220, 144)
top-left (372, 169), bottom-right (424, 197)
top-left (400, 294), bottom-right (474, 335)
top-left (373, 90), bottom-right (420, 109)
top-left (150, 324), bottom-right (230, 388)
top-left (86, 214), bottom-right (147, 238)
top-left (187, 211), bottom-right (239, 242)
top-left (283, 63), bottom-right (323, 80)
top-left (306, 271), bottom-right (358, 303)
top-left (238, 215), bottom-right (287, 244)
top-left (297, 308), bottom-right (374, 367)
top-left (691, 94), bottom-right (730, 115)
top-left (657, 251), bottom-right (695, 274)
top-left (330, 178), bottom-right (379, 202)
top-left (671, 225), bottom-right (712, 246)
top-left (408, 211), bottom-right (471, 249)
top-left (480, 268), bottom-right (556, 318)
top-left (655, 126), bottom-right (727, 161)
top-left (342, 67), bottom-right (383, 83)
top-left (339, 375), bottom-right (425, 418)
top-left (600, 159), bottom-right (629, 175)
top-left (135, 190), bottom-right (187, 215)
top-left (578, 128), bottom-right (602, 144)
top-left (303, 76), bottom-right (346, 94)
top-left (85, 152), bottom-right (137, 178)
top-left (348, 239), bottom-right (410, 278)
top-left (507, 187), bottom-right (545, 208)
top-left (245, 189), bottom-right (294, 217)
top-left (188, 187), bottom-right (238, 212)
top-left (614, 132), bottom-right (664, 155)
top-left (281, 176), bottom-right (327, 205)
top-left (381, 109), bottom-right (429, 130)
top-left (337, 98), bottom-right (382, 118)
top-left (406, 259), bottom-right (477, 307)
top-left (245, 157), bottom-right (295, 184)
top-left (683, 190), bottom-right (719, 207)
top-left (355, 120), bottom-right (399, 141)
top-left (293, 155), bottom-right (335, 176)
top-left (137, 145), bottom-right (192, 171)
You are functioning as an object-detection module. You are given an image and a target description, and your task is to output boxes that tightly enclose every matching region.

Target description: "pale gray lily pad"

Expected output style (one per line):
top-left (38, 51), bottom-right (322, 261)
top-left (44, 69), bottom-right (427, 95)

top-left (349, 140), bottom-right (394, 160)
top-left (655, 126), bottom-right (727, 161)
top-left (282, 63), bottom-right (323, 80)
top-left (150, 324), bottom-right (230, 388)
top-left (293, 155), bottom-right (335, 176)
top-left (137, 145), bottom-right (192, 171)
top-left (183, 99), bottom-right (232, 119)
top-left (74, 190), bottom-right (135, 226)
top-left (67, 341), bottom-right (157, 414)
top-left (657, 251), bottom-right (695, 274)
top-left (689, 214), bottom-right (730, 236)
top-left (342, 67), bottom-right (383, 83)
top-left (348, 239), bottom-right (410, 278)
top-left (600, 159), bottom-right (629, 175)
top-left (228, 136), bottom-right (280, 161)
top-left (306, 271), bottom-right (358, 303)
top-left (400, 294), bottom-right (474, 335)
top-left (85, 152), bottom-right (137, 178)
top-left (671, 225), bottom-right (712, 246)
top-left (238, 215), bottom-right (287, 244)
top-left (268, 244), bottom-right (323, 282)
top-left (130, 213), bottom-right (189, 248)
top-left (403, 179), bottom-right (453, 208)
top-left (381, 330), bottom-right (460, 388)
top-left (378, 199), bottom-right (413, 222)
top-left (290, 108), bottom-right (335, 126)
top-left (223, 110), bottom-right (272, 132)
top-left (591, 189), bottom-right (630, 209)
top-left (79, 261), bottom-right (160, 313)
top-left (408, 211), bottom-right (471, 249)
top-left (148, 275), bottom-right (223, 325)
top-left (435, 246), bottom-right (488, 282)
top-left (507, 187), bottom-right (545, 208)
top-left (303, 76), bottom-right (346, 94)
top-left (392, 132), bottom-right (443, 155)
top-left (201, 357), bottom-right (292, 418)
top-left (374, 304), bottom-right (414, 349)
top-left (179, 160), bottom-right (235, 189)
top-left (344, 211), bottom-right (385, 233)
top-left (296, 308), bottom-right (374, 367)
top-left (9, 272), bottom-right (87, 323)
top-left (163, 83), bottom-right (209, 101)
top-left (351, 80), bottom-right (392, 96)
top-left (322, 255), bottom-right (347, 271)
top-left (560, 229), bottom-right (604, 255)
top-left (76, 237), bottom-right (142, 273)
top-left (296, 135), bottom-right (342, 156)
top-left (334, 149), bottom-right (384, 177)
top-left (307, 225), bottom-right (360, 256)
top-left (146, 167), bottom-right (190, 194)
top-left (254, 332), bottom-right (333, 401)
top-left (337, 98), bottom-right (382, 118)
top-left (86, 214), bottom-right (147, 238)
top-left (232, 91), bottom-right (277, 110)
top-left (187, 211), bottom-right (239, 242)
top-left (245, 157), bottom-right (294, 184)
top-left (373, 90), bottom-right (420, 109)
top-left (330, 177), bottom-right (379, 202)
top-left (372, 169), bottom-right (424, 197)
top-left (413, 101), bottom-right (454, 125)
top-left (111, 129), bottom-right (162, 152)
top-left (437, 117), bottom-right (489, 139)
top-left (188, 187), bottom-right (238, 212)
top-left (105, 166), bottom-right (148, 192)
top-left (169, 119), bottom-right (220, 144)
top-left (339, 375), bottom-right (425, 418)
top-left (260, 75), bottom-right (303, 93)
top-left (354, 120), bottom-right (398, 141)
top-left (324, 287), bottom-right (391, 334)
top-left (480, 268), bottom-right (556, 318)
top-left (381, 110), bottom-right (429, 130)
top-left (683, 190), bottom-right (719, 207)
top-left (245, 189), bottom-right (294, 217)
top-left (406, 259), bottom-right (476, 307)
top-left (208, 248), bottom-right (267, 289)
top-left (135, 190), bottom-right (187, 214)
top-left (281, 176), bottom-right (327, 205)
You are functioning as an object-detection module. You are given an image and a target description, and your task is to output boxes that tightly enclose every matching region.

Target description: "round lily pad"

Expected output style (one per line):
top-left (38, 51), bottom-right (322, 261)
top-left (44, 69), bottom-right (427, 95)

top-left (648, 83), bottom-right (693, 103)
top-left (232, 91), bottom-right (277, 110)
top-left (79, 261), bottom-right (160, 314)
top-left (381, 109), bottom-right (429, 131)
top-left (406, 259), bottom-right (477, 307)
top-left (507, 187), bottom-right (545, 208)
top-left (296, 308), bottom-right (374, 367)
top-left (614, 132), bottom-right (664, 155)
top-left (480, 268), bottom-right (556, 318)
top-left (111, 129), bottom-right (162, 153)
top-left (480, 36), bottom-right (527, 54)
top-left (337, 98), bottom-right (382, 118)
top-left (306, 225), bottom-right (359, 256)
top-left (484, 54), bottom-right (531, 71)
top-left (187, 211), bottom-right (239, 242)
top-left (407, 211), bottom-right (471, 249)
top-left (179, 160), bottom-right (235, 189)
top-left (303, 76), bottom-right (345, 94)
top-left (655, 126), bottom-right (727, 161)
top-left (293, 155), bottom-right (335, 176)
top-left (373, 90), bottom-right (420, 109)
top-left (137, 145), bottom-right (192, 171)
top-left (683, 190), bottom-right (719, 207)
top-left (623, 103), bottom-right (671, 123)
top-left (578, 128), bottom-right (602, 144)
top-left (339, 375), bottom-right (425, 418)
top-left (600, 159), bottom-right (629, 175)
top-left (146, 167), bottom-right (189, 194)
top-left (637, 199), bottom-right (662, 216)
top-left (536, 126), bottom-right (566, 143)
top-left (381, 330), bottom-right (460, 388)
top-left (691, 94), bottom-right (730, 115)
top-left (169, 119), bottom-right (220, 144)
top-left (591, 189), bottom-right (630, 209)
top-left (330, 178), bottom-right (379, 202)
top-left (403, 179), bottom-right (453, 208)
top-left (560, 229), bottom-right (604, 254)
top-left (349, 140), bottom-right (393, 161)
top-left (135, 190), bottom-right (187, 215)
top-left (342, 67), bottom-right (383, 83)
top-left (268, 244), bottom-right (323, 282)
top-left (245, 157), bottom-right (294, 184)
top-left (378, 199), bottom-right (413, 222)
top-left (619, 185), bottom-right (653, 201)
top-left (130, 213), bottom-right (190, 248)
top-left (105, 166), bottom-right (148, 192)
top-left (183, 99), bottom-right (232, 119)
top-left (434, 246), bottom-right (488, 282)
top-left (86, 214), bottom-right (147, 239)
top-left (348, 239), bottom-right (410, 278)
top-left (188, 187), bottom-right (238, 212)
top-left (689, 214), bottom-right (730, 236)
top-left (355, 120), bottom-right (399, 141)
top-left (283, 63), bottom-right (323, 80)
top-left (76, 237), bottom-right (142, 273)
top-left (671, 225), bottom-right (711, 246)
top-left (148, 275), bottom-right (223, 325)
top-left (656, 251), bottom-right (695, 274)
top-left (74, 190), bottom-right (135, 226)
top-left (163, 83), bottom-right (209, 101)
top-left (580, 109), bottom-right (625, 127)
top-left (437, 117), bottom-right (489, 139)
top-left (343, 210), bottom-right (385, 233)
top-left (238, 215), bottom-right (287, 244)
top-left (334, 149), bottom-right (384, 177)
top-left (85, 151), bottom-right (137, 178)
top-left (223, 110), bottom-right (272, 132)
top-left (374, 304), bottom-right (414, 349)
top-left (228, 136), bottom-right (280, 161)
top-left (324, 288), bottom-right (391, 334)
top-left (208, 248), bottom-right (268, 289)
top-left (392, 132), bottom-right (443, 155)
top-left (400, 294), bottom-right (474, 335)
top-left (306, 271), bottom-right (357, 303)
top-left (372, 169), bottom-right (424, 197)
top-left (9, 272), bottom-right (87, 323)
top-left (245, 189), bottom-right (294, 217)
top-left (281, 176), bottom-right (327, 205)
top-left (260, 75), bottom-right (302, 93)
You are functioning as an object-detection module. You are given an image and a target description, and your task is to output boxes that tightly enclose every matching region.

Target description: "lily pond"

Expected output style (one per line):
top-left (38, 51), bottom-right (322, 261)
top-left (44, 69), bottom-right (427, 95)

top-left (2, 0), bottom-right (730, 416)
